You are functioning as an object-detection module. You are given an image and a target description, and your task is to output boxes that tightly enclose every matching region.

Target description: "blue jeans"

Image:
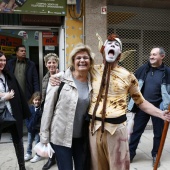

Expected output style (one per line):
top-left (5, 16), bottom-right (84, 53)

top-left (52, 138), bottom-right (84, 170)
top-left (27, 132), bottom-right (40, 155)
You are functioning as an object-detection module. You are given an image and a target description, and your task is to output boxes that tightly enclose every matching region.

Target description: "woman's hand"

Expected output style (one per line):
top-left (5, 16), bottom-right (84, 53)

top-left (0, 1), bottom-right (6, 12)
top-left (49, 74), bottom-right (61, 86)
top-left (0, 0), bottom-right (17, 13)
top-left (3, 89), bottom-right (15, 100)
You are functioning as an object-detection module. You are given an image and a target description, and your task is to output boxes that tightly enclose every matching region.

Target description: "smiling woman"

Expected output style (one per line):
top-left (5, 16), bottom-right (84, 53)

top-left (73, 51), bottom-right (91, 80)
top-left (40, 43), bottom-right (94, 170)
top-left (0, 51), bottom-right (31, 170)
top-left (41, 52), bottom-right (59, 104)
top-left (41, 52), bottom-right (59, 169)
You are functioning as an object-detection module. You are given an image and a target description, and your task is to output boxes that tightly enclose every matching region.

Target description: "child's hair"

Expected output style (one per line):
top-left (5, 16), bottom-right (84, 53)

top-left (28, 91), bottom-right (42, 105)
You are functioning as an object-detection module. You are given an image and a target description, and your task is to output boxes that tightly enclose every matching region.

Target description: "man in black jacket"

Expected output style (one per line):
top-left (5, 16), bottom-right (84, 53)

top-left (7, 45), bottom-right (40, 101)
top-left (128, 46), bottom-right (170, 167)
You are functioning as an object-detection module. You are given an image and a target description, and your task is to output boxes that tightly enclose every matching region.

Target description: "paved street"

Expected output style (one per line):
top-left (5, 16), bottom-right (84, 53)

top-left (130, 130), bottom-right (170, 170)
top-left (0, 126), bottom-right (170, 170)
top-left (0, 133), bottom-right (57, 170)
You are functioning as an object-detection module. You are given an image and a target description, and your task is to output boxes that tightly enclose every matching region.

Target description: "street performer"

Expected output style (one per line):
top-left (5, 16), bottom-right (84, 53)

top-left (49, 33), bottom-right (170, 170)
top-left (88, 33), bottom-right (170, 170)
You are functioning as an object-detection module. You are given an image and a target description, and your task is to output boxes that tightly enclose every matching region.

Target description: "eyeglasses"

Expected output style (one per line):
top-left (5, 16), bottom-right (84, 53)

top-left (74, 56), bottom-right (90, 61)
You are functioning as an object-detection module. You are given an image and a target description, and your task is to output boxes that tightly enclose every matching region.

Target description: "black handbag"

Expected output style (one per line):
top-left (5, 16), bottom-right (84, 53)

top-left (0, 106), bottom-right (16, 131)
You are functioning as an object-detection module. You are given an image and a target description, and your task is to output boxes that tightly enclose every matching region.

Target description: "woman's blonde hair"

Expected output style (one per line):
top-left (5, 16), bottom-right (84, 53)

top-left (44, 53), bottom-right (59, 65)
top-left (69, 43), bottom-right (95, 72)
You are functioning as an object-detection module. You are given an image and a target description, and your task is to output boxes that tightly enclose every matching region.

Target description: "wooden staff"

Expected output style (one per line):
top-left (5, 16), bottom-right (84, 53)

top-left (153, 104), bottom-right (170, 170)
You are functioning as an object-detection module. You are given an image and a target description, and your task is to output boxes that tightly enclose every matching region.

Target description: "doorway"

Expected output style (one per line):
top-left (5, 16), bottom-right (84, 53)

top-left (29, 46), bottom-right (39, 78)
top-left (0, 27), bottom-right (65, 89)
top-left (29, 44), bottom-right (59, 80)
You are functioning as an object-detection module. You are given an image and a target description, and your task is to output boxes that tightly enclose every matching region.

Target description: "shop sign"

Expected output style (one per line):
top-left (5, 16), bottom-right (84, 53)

top-left (0, 46), bottom-right (16, 55)
top-left (43, 32), bottom-right (57, 46)
top-left (0, 0), bottom-right (66, 16)
top-left (0, 35), bottom-right (22, 55)
top-left (0, 35), bottom-right (22, 47)
top-left (45, 46), bottom-right (55, 51)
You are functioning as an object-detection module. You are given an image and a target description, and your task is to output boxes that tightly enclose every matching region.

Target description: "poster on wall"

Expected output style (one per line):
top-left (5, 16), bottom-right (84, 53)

top-left (43, 32), bottom-right (57, 45)
top-left (43, 32), bottom-right (57, 51)
top-left (0, 35), bottom-right (22, 55)
top-left (0, 0), bottom-right (66, 15)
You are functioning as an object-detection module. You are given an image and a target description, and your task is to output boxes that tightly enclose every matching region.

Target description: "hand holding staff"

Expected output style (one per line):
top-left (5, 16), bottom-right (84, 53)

top-left (153, 104), bottom-right (170, 170)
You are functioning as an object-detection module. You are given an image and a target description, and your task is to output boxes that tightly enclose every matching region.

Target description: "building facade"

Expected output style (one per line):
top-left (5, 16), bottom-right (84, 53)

top-left (0, 0), bottom-right (170, 85)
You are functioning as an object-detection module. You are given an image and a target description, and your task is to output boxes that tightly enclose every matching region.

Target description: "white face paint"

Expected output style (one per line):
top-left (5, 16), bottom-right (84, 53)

top-left (104, 40), bottom-right (121, 63)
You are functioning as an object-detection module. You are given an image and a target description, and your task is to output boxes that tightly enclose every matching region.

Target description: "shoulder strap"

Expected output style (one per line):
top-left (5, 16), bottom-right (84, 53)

top-left (41, 81), bottom-right (65, 111)
top-left (0, 76), bottom-right (6, 92)
top-left (56, 81), bottom-right (65, 102)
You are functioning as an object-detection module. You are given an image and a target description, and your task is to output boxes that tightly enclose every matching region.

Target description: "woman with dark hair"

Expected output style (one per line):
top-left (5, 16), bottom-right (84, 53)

top-left (0, 51), bottom-right (30, 170)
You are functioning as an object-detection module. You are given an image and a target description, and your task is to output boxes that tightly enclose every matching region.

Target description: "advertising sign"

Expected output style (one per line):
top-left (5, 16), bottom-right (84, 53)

top-left (0, 35), bottom-right (22, 55)
top-left (0, 46), bottom-right (16, 55)
top-left (0, 35), bottom-right (22, 47)
top-left (43, 32), bottom-right (57, 46)
top-left (0, 0), bottom-right (66, 16)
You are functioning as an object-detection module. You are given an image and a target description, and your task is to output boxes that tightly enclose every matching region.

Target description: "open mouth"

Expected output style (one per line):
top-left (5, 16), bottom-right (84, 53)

top-left (108, 49), bottom-right (114, 58)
